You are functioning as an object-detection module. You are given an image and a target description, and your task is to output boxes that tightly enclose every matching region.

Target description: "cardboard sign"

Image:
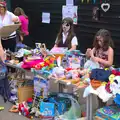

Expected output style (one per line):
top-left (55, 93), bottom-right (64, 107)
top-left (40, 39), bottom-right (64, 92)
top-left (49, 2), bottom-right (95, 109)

top-left (0, 24), bottom-right (20, 37)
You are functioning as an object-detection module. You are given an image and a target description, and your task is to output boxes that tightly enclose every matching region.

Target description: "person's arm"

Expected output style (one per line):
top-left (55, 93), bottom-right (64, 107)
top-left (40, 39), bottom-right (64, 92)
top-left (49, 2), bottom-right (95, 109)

top-left (97, 47), bottom-right (114, 67)
top-left (69, 36), bottom-right (78, 51)
top-left (54, 44), bottom-right (58, 47)
top-left (69, 45), bottom-right (77, 51)
top-left (85, 48), bottom-right (92, 58)
top-left (0, 39), bottom-right (5, 62)
top-left (91, 47), bottom-right (114, 67)
top-left (53, 37), bottom-right (58, 48)
top-left (9, 11), bottom-right (19, 23)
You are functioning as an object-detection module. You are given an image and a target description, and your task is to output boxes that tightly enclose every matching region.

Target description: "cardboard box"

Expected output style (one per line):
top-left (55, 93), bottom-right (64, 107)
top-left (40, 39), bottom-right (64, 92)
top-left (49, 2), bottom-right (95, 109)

top-left (18, 86), bottom-right (33, 103)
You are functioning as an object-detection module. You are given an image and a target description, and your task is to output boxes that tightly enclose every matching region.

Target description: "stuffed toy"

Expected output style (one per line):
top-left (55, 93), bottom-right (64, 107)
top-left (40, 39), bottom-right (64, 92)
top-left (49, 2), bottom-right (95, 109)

top-left (18, 101), bottom-right (31, 118)
top-left (34, 55), bottom-right (56, 70)
top-left (30, 107), bottom-right (41, 117)
top-left (70, 69), bottom-right (80, 79)
top-left (52, 66), bottom-right (65, 78)
top-left (110, 76), bottom-right (120, 95)
top-left (22, 59), bottom-right (43, 69)
top-left (9, 79), bottom-right (18, 102)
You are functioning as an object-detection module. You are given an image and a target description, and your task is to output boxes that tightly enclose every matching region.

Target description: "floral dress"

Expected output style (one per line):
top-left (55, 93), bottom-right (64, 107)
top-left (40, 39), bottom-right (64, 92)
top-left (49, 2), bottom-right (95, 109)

top-left (94, 48), bottom-right (108, 68)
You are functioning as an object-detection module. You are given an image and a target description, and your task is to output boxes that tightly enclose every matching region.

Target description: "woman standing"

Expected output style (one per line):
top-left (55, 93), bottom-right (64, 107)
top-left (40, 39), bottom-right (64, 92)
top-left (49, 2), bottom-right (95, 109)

top-left (0, 1), bottom-right (19, 52)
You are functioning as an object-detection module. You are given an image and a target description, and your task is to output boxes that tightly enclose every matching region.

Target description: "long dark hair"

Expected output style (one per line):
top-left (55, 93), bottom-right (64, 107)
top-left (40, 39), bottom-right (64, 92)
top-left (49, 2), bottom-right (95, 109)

top-left (93, 29), bottom-right (114, 51)
top-left (56, 17), bottom-right (75, 48)
top-left (14, 7), bottom-right (28, 18)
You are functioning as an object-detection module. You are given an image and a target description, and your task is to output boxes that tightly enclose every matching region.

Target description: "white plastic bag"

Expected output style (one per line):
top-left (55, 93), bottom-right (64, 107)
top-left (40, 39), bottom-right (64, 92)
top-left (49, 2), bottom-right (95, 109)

top-left (57, 94), bottom-right (81, 120)
top-left (84, 59), bottom-right (100, 70)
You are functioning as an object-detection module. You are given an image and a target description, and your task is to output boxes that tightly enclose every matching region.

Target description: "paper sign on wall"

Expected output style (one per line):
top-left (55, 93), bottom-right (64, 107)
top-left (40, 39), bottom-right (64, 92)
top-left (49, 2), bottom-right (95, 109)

top-left (42, 12), bottom-right (50, 23)
top-left (62, 5), bottom-right (78, 24)
top-left (66, 0), bottom-right (74, 6)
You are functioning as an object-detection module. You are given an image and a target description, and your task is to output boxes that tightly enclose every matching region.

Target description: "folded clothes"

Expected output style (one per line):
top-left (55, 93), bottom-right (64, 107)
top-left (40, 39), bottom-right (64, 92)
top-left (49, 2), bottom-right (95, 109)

top-left (83, 85), bottom-right (113, 102)
top-left (90, 79), bottom-right (102, 89)
top-left (90, 69), bottom-right (111, 82)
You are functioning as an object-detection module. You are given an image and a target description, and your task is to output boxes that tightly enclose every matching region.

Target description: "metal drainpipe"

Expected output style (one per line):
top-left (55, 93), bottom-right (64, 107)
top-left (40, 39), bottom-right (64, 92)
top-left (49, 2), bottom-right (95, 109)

top-left (6, 0), bottom-right (11, 11)
top-left (0, 0), bottom-right (11, 11)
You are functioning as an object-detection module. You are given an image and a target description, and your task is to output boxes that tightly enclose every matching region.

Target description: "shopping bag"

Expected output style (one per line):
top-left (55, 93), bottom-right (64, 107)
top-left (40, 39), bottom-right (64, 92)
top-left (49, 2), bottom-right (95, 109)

top-left (40, 101), bottom-right (55, 117)
top-left (55, 93), bottom-right (81, 120)
top-left (84, 59), bottom-right (100, 70)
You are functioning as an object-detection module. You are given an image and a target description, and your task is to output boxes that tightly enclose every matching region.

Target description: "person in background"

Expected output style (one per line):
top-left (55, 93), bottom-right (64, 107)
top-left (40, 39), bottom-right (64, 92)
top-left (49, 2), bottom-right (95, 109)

top-left (53, 17), bottom-right (78, 51)
top-left (86, 29), bottom-right (114, 108)
top-left (14, 7), bottom-right (29, 43)
top-left (0, 1), bottom-right (19, 52)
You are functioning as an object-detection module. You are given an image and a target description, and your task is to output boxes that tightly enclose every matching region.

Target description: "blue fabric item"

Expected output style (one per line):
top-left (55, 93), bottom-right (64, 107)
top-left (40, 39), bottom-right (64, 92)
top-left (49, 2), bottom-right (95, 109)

top-left (114, 94), bottom-right (120, 106)
top-left (16, 42), bottom-right (26, 48)
top-left (0, 62), bottom-right (10, 102)
top-left (90, 68), bottom-right (111, 82)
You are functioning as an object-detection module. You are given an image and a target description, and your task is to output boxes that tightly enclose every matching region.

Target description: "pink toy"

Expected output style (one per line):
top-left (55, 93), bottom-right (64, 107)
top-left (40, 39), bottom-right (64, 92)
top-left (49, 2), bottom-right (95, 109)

top-left (22, 59), bottom-right (43, 69)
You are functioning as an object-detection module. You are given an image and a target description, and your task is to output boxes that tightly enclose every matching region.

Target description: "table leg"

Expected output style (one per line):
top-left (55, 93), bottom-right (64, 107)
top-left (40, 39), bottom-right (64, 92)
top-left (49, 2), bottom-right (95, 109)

top-left (86, 95), bottom-right (90, 120)
top-left (89, 94), bottom-right (93, 120)
top-left (86, 94), bottom-right (93, 120)
top-left (59, 83), bottom-right (65, 93)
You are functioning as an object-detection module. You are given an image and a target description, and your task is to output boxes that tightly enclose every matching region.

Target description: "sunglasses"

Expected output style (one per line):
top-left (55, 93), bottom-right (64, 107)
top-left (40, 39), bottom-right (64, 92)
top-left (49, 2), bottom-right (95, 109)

top-left (62, 23), bottom-right (70, 27)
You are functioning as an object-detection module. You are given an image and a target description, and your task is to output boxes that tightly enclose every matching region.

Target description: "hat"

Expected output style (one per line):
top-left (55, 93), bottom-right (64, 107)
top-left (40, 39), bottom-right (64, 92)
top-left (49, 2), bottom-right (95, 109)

top-left (0, 1), bottom-right (7, 7)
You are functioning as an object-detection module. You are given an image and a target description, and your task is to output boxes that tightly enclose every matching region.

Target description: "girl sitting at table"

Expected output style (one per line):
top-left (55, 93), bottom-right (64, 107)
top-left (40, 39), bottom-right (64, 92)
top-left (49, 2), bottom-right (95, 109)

top-left (53, 17), bottom-right (78, 51)
top-left (86, 29), bottom-right (114, 69)
top-left (86, 29), bottom-right (114, 108)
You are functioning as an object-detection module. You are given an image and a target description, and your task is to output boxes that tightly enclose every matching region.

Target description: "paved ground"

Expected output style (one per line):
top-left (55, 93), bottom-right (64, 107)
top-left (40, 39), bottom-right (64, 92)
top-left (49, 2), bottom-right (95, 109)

top-left (0, 95), bottom-right (84, 120)
top-left (0, 96), bottom-right (29, 120)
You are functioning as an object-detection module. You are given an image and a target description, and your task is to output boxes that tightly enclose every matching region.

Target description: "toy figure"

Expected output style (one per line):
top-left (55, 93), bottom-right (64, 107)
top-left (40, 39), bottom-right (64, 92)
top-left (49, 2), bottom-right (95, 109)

top-left (30, 107), bottom-right (41, 117)
top-left (18, 101), bottom-right (32, 118)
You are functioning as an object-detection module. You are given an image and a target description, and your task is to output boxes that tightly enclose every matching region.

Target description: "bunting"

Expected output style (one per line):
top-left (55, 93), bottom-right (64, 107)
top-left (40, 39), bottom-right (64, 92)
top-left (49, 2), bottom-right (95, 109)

top-left (87, 0), bottom-right (90, 3)
top-left (81, 0), bottom-right (84, 3)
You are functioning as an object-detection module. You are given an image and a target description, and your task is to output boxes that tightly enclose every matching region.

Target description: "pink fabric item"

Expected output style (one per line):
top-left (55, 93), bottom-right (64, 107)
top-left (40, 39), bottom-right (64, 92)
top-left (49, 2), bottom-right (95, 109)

top-left (19, 15), bottom-right (29, 35)
top-left (22, 59), bottom-right (43, 69)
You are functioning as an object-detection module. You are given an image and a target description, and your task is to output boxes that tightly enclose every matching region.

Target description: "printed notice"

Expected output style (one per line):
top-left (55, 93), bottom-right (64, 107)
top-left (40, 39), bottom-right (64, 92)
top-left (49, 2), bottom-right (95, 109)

top-left (42, 12), bottom-right (50, 23)
top-left (62, 5), bottom-right (78, 24)
top-left (66, 0), bottom-right (74, 5)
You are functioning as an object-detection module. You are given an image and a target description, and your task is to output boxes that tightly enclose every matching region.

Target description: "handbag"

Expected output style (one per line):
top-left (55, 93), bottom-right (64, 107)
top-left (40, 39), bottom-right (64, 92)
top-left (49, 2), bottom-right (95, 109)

top-left (0, 61), bottom-right (7, 80)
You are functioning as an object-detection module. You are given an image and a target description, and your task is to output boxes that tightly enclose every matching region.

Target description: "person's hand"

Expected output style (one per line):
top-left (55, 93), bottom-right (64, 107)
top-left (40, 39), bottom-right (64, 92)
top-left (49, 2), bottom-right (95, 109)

top-left (86, 48), bottom-right (92, 57)
top-left (12, 16), bottom-right (19, 23)
top-left (91, 56), bottom-right (99, 63)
